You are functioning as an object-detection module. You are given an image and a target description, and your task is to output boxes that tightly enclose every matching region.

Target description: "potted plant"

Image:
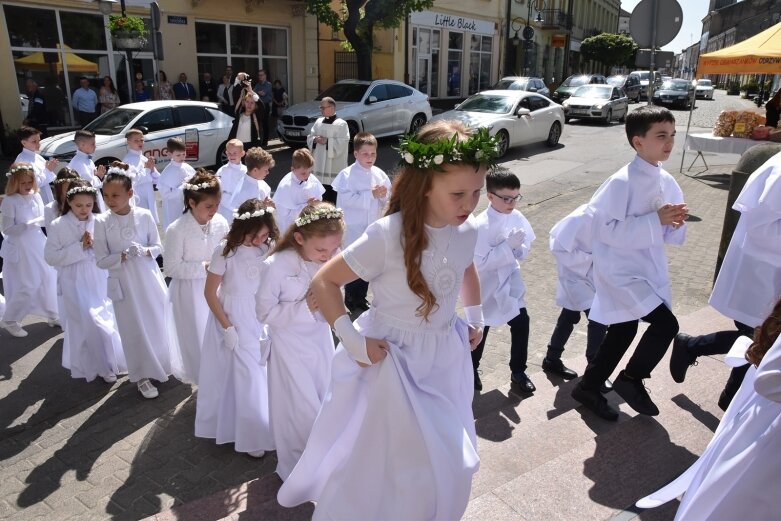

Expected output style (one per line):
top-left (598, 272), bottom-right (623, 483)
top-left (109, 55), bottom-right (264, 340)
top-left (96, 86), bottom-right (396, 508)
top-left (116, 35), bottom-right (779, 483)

top-left (108, 14), bottom-right (147, 49)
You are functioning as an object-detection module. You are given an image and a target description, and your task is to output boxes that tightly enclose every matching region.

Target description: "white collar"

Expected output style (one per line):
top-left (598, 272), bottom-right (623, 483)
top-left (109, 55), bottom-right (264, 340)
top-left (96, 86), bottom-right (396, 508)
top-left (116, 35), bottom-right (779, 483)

top-left (631, 154), bottom-right (662, 176)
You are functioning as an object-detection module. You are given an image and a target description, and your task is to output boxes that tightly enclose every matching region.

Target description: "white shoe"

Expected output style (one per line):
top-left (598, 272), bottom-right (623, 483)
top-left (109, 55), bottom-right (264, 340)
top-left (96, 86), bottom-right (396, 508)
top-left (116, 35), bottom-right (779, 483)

top-left (247, 450), bottom-right (265, 458)
top-left (102, 374), bottom-right (117, 383)
top-left (1, 321), bottom-right (28, 337)
top-left (137, 379), bottom-right (158, 399)
top-left (47, 318), bottom-right (61, 328)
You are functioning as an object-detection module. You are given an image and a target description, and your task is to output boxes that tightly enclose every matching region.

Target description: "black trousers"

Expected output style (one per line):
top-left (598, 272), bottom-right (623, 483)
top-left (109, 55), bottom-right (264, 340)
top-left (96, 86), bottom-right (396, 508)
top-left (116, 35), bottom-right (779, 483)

top-left (546, 308), bottom-right (608, 364)
top-left (344, 278), bottom-right (369, 304)
top-left (581, 304), bottom-right (679, 391)
top-left (77, 110), bottom-right (96, 127)
top-left (471, 308), bottom-right (529, 374)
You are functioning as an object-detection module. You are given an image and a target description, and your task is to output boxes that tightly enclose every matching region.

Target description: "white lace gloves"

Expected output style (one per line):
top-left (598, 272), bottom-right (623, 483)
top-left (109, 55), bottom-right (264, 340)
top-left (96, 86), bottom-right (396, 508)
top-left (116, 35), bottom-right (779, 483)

top-left (505, 228), bottom-right (526, 250)
top-left (333, 314), bottom-right (372, 365)
top-left (222, 326), bottom-right (239, 351)
top-left (124, 243), bottom-right (148, 258)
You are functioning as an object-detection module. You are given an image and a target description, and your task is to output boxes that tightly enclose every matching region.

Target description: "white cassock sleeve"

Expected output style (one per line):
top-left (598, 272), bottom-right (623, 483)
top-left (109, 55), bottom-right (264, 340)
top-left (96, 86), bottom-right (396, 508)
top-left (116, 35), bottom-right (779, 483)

top-left (755, 335), bottom-right (781, 403)
top-left (256, 255), bottom-right (318, 327)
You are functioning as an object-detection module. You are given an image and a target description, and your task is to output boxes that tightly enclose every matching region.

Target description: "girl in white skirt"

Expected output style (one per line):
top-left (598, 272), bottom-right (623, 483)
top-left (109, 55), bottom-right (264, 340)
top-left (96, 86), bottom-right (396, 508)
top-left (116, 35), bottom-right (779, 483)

top-left (45, 168), bottom-right (80, 229)
top-left (257, 201), bottom-right (344, 480)
top-left (278, 121), bottom-right (496, 519)
top-left (0, 163), bottom-right (59, 338)
top-left (195, 198), bottom-right (277, 457)
top-left (164, 170), bottom-right (229, 384)
top-left (44, 179), bottom-right (126, 383)
top-left (93, 162), bottom-right (173, 399)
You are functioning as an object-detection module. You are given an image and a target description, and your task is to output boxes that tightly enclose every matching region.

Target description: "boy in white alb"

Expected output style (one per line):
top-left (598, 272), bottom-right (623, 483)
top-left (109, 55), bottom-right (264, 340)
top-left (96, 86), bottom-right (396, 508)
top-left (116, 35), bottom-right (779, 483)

top-left (272, 148), bottom-right (325, 233)
top-left (157, 137), bottom-right (195, 230)
top-left (215, 139), bottom-right (247, 223)
top-left (472, 169), bottom-right (535, 393)
top-left (225, 147), bottom-right (275, 225)
top-left (332, 132), bottom-right (391, 312)
top-left (16, 126), bottom-right (57, 205)
top-left (68, 130), bottom-right (106, 212)
top-left (571, 105), bottom-right (688, 421)
top-left (122, 128), bottom-right (160, 223)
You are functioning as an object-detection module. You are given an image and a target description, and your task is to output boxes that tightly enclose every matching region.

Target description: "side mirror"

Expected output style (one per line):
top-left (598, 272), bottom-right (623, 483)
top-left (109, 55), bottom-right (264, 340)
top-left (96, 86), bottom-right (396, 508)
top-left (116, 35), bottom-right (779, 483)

top-left (366, 96), bottom-right (378, 104)
top-left (137, 126), bottom-right (149, 134)
top-left (517, 108), bottom-right (531, 117)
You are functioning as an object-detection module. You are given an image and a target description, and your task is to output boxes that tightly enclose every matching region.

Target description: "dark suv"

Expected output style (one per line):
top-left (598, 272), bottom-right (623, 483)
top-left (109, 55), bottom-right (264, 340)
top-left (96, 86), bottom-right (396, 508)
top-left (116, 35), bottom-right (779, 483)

top-left (552, 74), bottom-right (607, 103)
top-left (607, 74), bottom-right (642, 103)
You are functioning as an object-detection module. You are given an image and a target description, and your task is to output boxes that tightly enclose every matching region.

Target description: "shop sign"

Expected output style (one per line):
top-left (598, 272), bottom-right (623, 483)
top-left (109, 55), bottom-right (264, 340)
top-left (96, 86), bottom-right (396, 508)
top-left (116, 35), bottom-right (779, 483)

top-left (552, 35), bottom-right (566, 48)
top-left (167, 15), bottom-right (187, 25)
top-left (410, 11), bottom-right (494, 36)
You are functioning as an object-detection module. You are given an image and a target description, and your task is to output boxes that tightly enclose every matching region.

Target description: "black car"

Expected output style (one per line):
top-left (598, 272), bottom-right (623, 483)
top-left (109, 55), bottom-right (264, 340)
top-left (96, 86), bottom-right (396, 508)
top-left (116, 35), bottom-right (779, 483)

top-left (652, 79), bottom-right (695, 109)
top-left (607, 74), bottom-right (642, 103)
top-left (551, 74), bottom-right (607, 103)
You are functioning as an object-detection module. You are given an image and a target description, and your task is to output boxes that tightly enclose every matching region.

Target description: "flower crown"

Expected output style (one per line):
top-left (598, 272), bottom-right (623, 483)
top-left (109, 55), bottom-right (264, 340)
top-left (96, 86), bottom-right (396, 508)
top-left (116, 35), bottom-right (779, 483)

top-left (106, 166), bottom-right (135, 179)
top-left (295, 207), bottom-right (344, 227)
top-left (182, 180), bottom-right (217, 191)
top-left (52, 177), bottom-right (77, 185)
top-left (397, 127), bottom-right (500, 171)
top-left (66, 186), bottom-right (98, 197)
top-left (234, 206), bottom-right (275, 221)
top-left (5, 164), bottom-right (33, 178)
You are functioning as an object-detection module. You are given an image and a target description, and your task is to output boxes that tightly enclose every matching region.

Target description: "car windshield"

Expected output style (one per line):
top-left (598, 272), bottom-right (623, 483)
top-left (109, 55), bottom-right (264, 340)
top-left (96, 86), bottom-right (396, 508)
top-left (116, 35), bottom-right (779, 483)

top-left (562, 75), bottom-right (589, 87)
top-left (662, 80), bottom-right (690, 91)
top-left (572, 85), bottom-right (611, 99)
top-left (494, 79), bottom-right (528, 90)
top-left (697, 79), bottom-right (712, 87)
top-left (84, 108), bottom-right (142, 135)
top-left (607, 77), bottom-right (625, 87)
top-left (458, 94), bottom-right (515, 114)
top-left (636, 72), bottom-right (650, 81)
top-left (315, 83), bottom-right (370, 102)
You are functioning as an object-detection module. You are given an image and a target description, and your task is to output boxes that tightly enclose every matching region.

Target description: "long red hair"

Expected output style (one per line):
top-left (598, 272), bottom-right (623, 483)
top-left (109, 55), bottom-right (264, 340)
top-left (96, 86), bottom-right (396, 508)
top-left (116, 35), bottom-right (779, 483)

top-left (746, 297), bottom-right (781, 366)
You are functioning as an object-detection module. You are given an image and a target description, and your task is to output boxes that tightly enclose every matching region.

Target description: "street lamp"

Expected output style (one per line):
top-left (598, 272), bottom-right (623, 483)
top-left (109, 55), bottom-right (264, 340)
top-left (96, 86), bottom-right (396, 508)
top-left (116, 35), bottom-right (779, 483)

top-left (524, 0), bottom-right (546, 76)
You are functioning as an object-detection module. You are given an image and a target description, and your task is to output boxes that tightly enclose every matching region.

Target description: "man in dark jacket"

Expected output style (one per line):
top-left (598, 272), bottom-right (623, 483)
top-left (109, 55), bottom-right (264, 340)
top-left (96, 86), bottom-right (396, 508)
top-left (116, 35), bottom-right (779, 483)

top-left (24, 79), bottom-right (48, 132)
top-left (173, 73), bottom-right (197, 100)
top-left (200, 72), bottom-right (218, 102)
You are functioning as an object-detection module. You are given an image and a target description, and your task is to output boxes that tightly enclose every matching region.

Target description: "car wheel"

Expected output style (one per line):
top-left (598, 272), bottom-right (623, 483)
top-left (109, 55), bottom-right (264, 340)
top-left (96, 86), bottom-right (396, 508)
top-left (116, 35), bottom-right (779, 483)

top-left (409, 113), bottom-right (427, 134)
top-left (546, 121), bottom-right (561, 147)
top-left (215, 142), bottom-right (227, 167)
top-left (618, 111), bottom-right (626, 123)
top-left (347, 121), bottom-right (360, 141)
top-left (495, 130), bottom-right (509, 158)
top-left (603, 109), bottom-right (612, 125)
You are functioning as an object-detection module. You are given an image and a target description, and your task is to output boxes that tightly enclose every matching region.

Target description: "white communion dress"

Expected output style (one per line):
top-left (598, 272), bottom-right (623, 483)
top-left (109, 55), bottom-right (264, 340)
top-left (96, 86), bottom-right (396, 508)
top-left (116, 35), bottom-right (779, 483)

top-left (44, 212), bottom-right (126, 381)
top-left (195, 242), bottom-right (273, 455)
top-left (278, 213), bottom-right (480, 520)
top-left (256, 248), bottom-right (334, 480)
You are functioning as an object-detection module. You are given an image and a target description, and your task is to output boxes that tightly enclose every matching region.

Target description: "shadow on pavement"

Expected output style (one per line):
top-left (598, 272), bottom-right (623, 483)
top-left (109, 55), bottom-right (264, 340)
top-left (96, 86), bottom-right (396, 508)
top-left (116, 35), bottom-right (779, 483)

top-left (671, 394), bottom-right (720, 433)
top-left (0, 322), bottom-right (61, 382)
top-left (472, 389), bottom-right (521, 443)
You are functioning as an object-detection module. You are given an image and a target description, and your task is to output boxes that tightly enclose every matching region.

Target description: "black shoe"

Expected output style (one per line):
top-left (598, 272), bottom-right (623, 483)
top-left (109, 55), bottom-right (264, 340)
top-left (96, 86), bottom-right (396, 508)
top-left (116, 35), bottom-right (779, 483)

top-left (542, 358), bottom-right (578, 380)
top-left (600, 378), bottom-right (613, 394)
top-left (510, 372), bottom-right (536, 393)
top-left (345, 298), bottom-right (370, 314)
top-left (717, 389), bottom-right (731, 412)
top-left (571, 383), bottom-right (619, 421)
top-left (474, 370), bottom-right (483, 391)
top-left (670, 333), bottom-right (697, 383)
top-left (612, 371), bottom-right (659, 416)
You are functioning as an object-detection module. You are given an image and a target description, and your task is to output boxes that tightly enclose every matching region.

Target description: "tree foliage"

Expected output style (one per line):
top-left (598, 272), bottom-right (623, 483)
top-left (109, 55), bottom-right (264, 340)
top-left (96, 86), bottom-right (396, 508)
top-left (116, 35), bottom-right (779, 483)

top-left (306, 0), bottom-right (434, 80)
top-left (580, 33), bottom-right (638, 69)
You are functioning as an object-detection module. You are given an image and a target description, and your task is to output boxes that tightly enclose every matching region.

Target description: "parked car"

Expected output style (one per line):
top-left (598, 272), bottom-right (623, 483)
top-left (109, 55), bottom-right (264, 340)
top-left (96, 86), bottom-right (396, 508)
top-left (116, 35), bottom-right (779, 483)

top-left (551, 74), bottom-right (607, 103)
top-left (432, 90), bottom-right (564, 157)
top-left (277, 79), bottom-right (431, 146)
top-left (492, 76), bottom-right (550, 97)
top-left (39, 101), bottom-right (234, 168)
top-left (607, 74), bottom-right (642, 103)
top-left (562, 85), bottom-right (629, 124)
top-left (652, 79), bottom-right (695, 109)
top-left (633, 70), bottom-right (662, 99)
top-left (695, 78), bottom-right (715, 100)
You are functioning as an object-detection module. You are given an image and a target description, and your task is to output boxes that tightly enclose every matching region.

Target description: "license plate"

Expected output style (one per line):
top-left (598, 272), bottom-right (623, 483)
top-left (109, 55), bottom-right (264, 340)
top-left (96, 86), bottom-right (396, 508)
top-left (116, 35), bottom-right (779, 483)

top-left (571, 108), bottom-right (587, 115)
top-left (286, 130), bottom-right (302, 137)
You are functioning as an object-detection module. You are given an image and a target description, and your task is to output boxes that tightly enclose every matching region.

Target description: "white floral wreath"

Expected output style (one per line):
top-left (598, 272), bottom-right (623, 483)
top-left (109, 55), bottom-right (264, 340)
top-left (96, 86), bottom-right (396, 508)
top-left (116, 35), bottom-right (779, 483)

top-left (106, 166), bottom-right (135, 179)
top-left (234, 206), bottom-right (275, 221)
top-left (66, 186), bottom-right (98, 197)
top-left (5, 164), bottom-right (33, 178)
top-left (52, 177), bottom-right (77, 185)
top-left (295, 207), bottom-right (344, 227)
top-left (182, 180), bottom-right (216, 191)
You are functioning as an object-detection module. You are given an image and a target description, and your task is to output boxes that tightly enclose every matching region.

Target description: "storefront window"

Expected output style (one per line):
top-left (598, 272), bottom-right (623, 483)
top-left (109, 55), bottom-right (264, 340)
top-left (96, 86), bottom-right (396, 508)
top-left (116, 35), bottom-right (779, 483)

top-left (262, 28), bottom-right (287, 56)
top-left (469, 35), bottom-right (492, 94)
top-left (447, 33), bottom-right (463, 97)
top-left (230, 24), bottom-right (258, 55)
top-left (431, 29), bottom-right (440, 98)
top-left (61, 12), bottom-right (106, 51)
top-left (3, 5), bottom-right (58, 48)
top-left (196, 22), bottom-right (227, 54)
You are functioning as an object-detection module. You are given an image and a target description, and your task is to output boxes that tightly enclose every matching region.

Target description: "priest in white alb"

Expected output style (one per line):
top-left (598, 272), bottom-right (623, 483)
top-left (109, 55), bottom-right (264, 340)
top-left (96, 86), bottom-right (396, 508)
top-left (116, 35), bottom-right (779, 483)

top-left (306, 96), bottom-right (349, 189)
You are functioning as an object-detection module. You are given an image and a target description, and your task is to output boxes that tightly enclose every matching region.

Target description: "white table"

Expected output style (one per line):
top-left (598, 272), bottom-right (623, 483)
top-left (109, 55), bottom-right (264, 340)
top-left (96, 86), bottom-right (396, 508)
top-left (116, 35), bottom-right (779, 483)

top-left (684, 132), bottom-right (761, 171)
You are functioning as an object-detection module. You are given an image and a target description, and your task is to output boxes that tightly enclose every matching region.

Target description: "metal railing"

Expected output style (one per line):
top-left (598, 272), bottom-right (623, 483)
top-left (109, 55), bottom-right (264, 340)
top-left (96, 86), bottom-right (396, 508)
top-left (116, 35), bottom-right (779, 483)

top-left (539, 9), bottom-right (573, 31)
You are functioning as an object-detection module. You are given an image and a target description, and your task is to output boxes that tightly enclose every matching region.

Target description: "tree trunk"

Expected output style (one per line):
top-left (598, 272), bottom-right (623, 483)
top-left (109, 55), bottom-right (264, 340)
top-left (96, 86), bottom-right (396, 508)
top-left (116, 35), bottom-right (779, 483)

top-left (343, 1), bottom-right (373, 80)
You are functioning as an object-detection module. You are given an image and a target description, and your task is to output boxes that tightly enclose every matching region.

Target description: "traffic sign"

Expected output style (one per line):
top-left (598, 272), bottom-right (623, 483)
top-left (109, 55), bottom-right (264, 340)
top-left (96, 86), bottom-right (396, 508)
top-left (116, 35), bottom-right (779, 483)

top-left (629, 0), bottom-right (683, 48)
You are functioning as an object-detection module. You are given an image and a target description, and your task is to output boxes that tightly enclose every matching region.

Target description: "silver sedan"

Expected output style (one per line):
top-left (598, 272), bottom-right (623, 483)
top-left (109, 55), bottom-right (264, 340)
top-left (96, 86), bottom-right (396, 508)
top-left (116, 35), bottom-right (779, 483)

top-left (433, 90), bottom-right (564, 157)
top-left (562, 85), bottom-right (629, 125)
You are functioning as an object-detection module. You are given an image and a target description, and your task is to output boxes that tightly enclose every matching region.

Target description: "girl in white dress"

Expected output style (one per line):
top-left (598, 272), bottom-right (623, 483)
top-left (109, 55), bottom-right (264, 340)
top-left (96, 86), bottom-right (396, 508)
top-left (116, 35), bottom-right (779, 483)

top-left (164, 170), bottom-right (229, 384)
top-left (93, 162), bottom-right (173, 399)
top-left (278, 121), bottom-right (496, 519)
top-left (45, 168), bottom-right (80, 229)
top-left (0, 163), bottom-right (59, 338)
top-left (195, 198), bottom-right (277, 457)
top-left (44, 179), bottom-right (126, 383)
top-left (257, 202), bottom-right (344, 480)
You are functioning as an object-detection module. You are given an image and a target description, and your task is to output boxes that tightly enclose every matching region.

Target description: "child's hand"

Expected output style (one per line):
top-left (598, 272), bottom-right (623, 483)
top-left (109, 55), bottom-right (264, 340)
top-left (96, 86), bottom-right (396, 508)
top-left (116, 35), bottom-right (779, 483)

top-left (657, 203), bottom-right (688, 227)
top-left (202, 261), bottom-right (210, 271)
top-left (468, 325), bottom-right (483, 351)
top-left (144, 156), bottom-right (156, 169)
top-left (371, 185), bottom-right (387, 199)
top-left (45, 158), bottom-right (59, 172)
top-left (121, 250), bottom-right (128, 262)
top-left (307, 196), bottom-right (319, 204)
top-left (506, 229), bottom-right (526, 249)
top-left (80, 231), bottom-right (93, 249)
top-left (358, 337), bottom-right (389, 367)
top-left (96, 165), bottom-right (106, 179)
top-left (306, 289), bottom-right (319, 313)
top-left (263, 197), bottom-right (275, 209)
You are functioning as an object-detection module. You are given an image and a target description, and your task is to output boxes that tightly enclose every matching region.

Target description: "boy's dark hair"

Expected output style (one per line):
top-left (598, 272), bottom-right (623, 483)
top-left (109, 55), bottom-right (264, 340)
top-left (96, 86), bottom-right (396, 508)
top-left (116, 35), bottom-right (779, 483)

top-left (625, 105), bottom-right (675, 148)
top-left (74, 129), bottom-right (95, 144)
top-left (353, 132), bottom-right (377, 150)
top-left (18, 126), bottom-right (41, 141)
top-left (486, 167), bottom-right (520, 192)
top-left (167, 137), bottom-right (186, 152)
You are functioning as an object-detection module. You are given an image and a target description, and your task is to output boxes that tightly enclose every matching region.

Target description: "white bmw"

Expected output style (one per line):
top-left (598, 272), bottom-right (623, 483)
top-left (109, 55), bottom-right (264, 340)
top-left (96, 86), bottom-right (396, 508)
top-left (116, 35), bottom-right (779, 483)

top-left (40, 101), bottom-right (234, 169)
top-left (432, 90), bottom-right (564, 157)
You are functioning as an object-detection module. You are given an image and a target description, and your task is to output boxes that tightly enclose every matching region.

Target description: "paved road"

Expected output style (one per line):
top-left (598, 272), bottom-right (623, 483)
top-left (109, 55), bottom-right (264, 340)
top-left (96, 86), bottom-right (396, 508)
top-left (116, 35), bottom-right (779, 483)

top-left (0, 89), bottom-right (762, 520)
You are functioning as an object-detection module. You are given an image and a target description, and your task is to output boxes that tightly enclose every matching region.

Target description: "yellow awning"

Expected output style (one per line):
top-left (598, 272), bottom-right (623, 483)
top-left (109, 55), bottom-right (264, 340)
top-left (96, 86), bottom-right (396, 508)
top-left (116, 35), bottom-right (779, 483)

top-left (697, 21), bottom-right (781, 76)
top-left (14, 44), bottom-right (99, 74)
